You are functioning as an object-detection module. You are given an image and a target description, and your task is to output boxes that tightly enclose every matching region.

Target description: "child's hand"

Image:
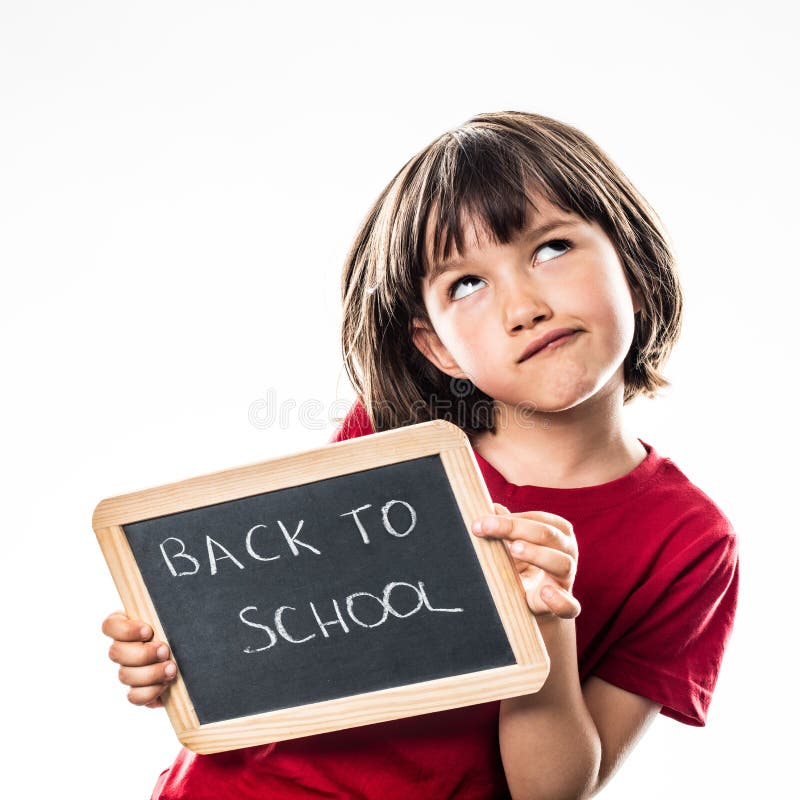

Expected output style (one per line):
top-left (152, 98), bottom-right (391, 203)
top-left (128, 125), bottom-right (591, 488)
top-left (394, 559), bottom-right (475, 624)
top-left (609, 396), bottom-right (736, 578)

top-left (101, 611), bottom-right (177, 708)
top-left (472, 503), bottom-right (580, 619)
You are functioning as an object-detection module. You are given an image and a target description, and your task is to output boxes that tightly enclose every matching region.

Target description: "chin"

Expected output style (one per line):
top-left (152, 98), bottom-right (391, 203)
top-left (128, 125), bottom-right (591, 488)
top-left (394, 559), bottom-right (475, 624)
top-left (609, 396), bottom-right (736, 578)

top-left (523, 382), bottom-right (604, 414)
top-left (494, 390), bottom-right (582, 419)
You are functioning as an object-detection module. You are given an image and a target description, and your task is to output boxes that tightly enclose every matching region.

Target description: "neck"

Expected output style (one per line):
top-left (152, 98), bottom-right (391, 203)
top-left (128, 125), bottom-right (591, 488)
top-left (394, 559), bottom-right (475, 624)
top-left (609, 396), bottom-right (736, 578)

top-left (471, 377), bottom-right (646, 489)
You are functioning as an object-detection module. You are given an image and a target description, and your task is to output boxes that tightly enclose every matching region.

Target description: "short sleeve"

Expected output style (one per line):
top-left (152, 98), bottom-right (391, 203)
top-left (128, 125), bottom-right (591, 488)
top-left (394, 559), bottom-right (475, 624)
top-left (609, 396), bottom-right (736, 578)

top-left (328, 398), bottom-right (374, 443)
top-left (592, 527), bottom-right (739, 726)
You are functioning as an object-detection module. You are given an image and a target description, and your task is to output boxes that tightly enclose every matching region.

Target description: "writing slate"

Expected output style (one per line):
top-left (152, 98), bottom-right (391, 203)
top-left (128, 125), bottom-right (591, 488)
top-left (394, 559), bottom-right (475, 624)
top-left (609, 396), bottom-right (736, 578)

top-left (124, 454), bottom-right (514, 724)
top-left (93, 419), bottom-right (549, 753)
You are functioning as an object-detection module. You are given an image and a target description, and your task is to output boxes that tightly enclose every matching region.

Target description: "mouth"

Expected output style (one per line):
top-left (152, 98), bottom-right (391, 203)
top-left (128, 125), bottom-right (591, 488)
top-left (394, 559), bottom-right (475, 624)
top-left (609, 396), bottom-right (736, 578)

top-left (518, 329), bottom-right (579, 363)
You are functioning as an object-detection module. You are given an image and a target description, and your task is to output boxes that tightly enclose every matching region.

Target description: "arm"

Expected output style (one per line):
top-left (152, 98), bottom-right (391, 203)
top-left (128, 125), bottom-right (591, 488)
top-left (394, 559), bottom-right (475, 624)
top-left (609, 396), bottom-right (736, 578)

top-left (473, 505), bottom-right (660, 800)
top-left (500, 617), bottom-right (660, 799)
top-left (582, 675), bottom-right (661, 791)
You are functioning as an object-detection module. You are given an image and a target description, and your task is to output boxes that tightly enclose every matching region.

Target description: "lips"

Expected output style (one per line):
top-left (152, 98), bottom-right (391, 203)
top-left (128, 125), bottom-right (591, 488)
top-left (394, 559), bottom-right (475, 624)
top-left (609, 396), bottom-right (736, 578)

top-left (517, 328), bottom-right (579, 363)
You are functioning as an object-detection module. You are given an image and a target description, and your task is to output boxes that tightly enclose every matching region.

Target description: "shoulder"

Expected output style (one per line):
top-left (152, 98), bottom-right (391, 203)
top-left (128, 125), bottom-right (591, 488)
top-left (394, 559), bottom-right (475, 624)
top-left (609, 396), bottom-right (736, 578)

top-left (639, 443), bottom-right (738, 556)
top-left (328, 398), bottom-right (375, 443)
top-left (621, 446), bottom-right (740, 613)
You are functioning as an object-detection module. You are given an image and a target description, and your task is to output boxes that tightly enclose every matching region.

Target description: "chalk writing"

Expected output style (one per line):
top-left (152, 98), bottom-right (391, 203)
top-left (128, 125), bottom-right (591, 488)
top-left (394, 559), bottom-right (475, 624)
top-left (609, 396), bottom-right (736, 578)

top-left (158, 498), bottom-right (418, 577)
top-left (239, 580), bottom-right (464, 653)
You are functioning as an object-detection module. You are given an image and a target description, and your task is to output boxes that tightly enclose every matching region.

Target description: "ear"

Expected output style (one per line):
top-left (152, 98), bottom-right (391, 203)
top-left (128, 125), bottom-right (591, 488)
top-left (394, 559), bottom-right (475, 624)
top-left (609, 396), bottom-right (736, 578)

top-left (411, 318), bottom-right (469, 379)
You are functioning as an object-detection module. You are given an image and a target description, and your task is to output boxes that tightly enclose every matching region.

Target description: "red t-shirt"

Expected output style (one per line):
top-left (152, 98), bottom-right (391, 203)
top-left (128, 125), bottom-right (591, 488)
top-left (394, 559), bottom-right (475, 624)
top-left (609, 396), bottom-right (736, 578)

top-left (152, 400), bottom-right (739, 800)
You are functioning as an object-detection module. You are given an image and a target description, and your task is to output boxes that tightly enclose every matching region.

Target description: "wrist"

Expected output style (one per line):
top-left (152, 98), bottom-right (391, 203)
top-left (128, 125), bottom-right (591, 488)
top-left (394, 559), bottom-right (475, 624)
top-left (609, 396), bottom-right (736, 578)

top-left (536, 612), bottom-right (574, 642)
top-left (533, 615), bottom-right (582, 703)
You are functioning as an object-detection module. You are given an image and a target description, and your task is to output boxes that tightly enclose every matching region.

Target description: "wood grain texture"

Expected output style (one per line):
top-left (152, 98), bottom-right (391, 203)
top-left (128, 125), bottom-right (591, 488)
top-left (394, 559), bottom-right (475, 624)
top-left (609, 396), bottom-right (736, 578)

top-left (93, 420), bottom-right (469, 529)
top-left (439, 447), bottom-right (548, 668)
top-left (94, 525), bottom-right (199, 734)
top-left (93, 419), bottom-right (549, 753)
top-left (180, 662), bottom-right (548, 754)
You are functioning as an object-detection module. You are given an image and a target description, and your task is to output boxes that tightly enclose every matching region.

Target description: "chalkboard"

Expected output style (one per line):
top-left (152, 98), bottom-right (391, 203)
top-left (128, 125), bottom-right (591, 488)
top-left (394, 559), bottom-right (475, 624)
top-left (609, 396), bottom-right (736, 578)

top-left (93, 420), bottom-right (549, 754)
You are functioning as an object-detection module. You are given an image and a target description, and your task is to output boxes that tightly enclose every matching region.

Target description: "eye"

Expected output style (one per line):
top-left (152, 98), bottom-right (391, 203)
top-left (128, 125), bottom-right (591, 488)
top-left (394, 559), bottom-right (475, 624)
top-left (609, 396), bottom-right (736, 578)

top-left (448, 275), bottom-right (486, 301)
top-left (535, 238), bottom-right (573, 264)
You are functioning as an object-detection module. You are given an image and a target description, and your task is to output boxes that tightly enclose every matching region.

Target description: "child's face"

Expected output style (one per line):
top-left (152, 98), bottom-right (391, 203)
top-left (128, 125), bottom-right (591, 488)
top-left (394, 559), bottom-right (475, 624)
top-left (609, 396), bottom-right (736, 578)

top-left (413, 194), bottom-right (641, 416)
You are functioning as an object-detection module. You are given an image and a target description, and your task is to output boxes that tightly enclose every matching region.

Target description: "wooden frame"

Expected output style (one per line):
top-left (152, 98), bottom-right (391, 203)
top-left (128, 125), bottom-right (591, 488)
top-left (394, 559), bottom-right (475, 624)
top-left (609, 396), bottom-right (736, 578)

top-left (93, 419), bottom-right (549, 754)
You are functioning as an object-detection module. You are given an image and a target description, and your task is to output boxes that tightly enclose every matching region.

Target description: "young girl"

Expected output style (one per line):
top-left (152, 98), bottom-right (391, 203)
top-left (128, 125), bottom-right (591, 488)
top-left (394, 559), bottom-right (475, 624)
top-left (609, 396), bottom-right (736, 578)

top-left (102, 111), bottom-right (739, 799)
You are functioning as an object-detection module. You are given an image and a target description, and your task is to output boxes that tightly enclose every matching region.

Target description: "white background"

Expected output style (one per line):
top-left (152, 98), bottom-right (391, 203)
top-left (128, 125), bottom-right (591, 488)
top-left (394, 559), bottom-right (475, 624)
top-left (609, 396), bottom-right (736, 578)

top-left (2, 2), bottom-right (797, 797)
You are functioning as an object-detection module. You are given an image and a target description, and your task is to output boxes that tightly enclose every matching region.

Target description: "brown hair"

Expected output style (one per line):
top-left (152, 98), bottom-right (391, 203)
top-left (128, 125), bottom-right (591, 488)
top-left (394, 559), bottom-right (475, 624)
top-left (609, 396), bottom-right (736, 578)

top-left (340, 111), bottom-right (683, 436)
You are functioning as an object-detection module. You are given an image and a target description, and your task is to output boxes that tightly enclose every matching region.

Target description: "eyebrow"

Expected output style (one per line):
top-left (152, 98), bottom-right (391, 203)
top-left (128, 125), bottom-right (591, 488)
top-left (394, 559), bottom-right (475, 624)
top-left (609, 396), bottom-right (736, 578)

top-left (426, 217), bottom-right (579, 283)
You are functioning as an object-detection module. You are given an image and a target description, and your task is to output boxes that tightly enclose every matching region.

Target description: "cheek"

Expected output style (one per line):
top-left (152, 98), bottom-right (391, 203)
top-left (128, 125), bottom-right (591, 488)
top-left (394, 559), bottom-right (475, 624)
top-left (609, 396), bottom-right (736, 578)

top-left (611, 285), bottom-right (638, 348)
top-left (579, 275), bottom-right (637, 352)
top-left (600, 284), bottom-right (635, 330)
top-left (441, 311), bottom-right (491, 357)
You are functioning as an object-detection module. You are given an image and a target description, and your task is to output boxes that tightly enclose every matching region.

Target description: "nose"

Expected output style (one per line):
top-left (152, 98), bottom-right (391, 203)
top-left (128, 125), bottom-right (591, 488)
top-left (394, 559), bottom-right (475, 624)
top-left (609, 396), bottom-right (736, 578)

top-left (501, 269), bottom-right (551, 332)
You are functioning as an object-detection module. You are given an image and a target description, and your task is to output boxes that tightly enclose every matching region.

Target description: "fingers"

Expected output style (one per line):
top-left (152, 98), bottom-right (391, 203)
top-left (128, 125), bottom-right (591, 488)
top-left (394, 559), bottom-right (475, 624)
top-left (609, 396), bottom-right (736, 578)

top-left (514, 509), bottom-right (574, 539)
top-left (118, 660), bottom-right (177, 689)
top-left (505, 540), bottom-right (575, 580)
top-left (491, 504), bottom-right (574, 538)
top-left (102, 611), bottom-right (154, 643)
top-left (477, 506), bottom-right (580, 619)
top-left (540, 584), bottom-right (581, 619)
top-left (102, 610), bottom-right (176, 707)
top-left (104, 612), bottom-right (175, 676)
top-left (519, 573), bottom-right (582, 619)
top-left (108, 638), bottom-right (171, 668)
top-left (472, 513), bottom-right (576, 558)
top-left (128, 685), bottom-right (170, 707)
top-left (493, 503), bottom-right (573, 538)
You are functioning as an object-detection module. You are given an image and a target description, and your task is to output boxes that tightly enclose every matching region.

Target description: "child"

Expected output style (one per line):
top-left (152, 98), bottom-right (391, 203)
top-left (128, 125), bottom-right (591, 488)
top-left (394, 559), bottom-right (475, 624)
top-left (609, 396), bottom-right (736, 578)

top-left (102, 111), bottom-right (739, 799)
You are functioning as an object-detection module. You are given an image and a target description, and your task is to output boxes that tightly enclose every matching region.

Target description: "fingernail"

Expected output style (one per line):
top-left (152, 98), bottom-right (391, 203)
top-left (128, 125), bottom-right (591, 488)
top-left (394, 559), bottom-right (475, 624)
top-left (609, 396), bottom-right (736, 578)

top-left (140, 626), bottom-right (152, 639)
top-left (472, 521), bottom-right (483, 534)
top-left (156, 645), bottom-right (168, 660)
top-left (511, 541), bottom-right (525, 554)
top-left (165, 662), bottom-right (176, 678)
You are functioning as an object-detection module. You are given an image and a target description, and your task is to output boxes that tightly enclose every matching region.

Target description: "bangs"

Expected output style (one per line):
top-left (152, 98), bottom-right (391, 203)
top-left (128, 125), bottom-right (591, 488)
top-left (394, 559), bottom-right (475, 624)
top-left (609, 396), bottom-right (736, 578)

top-left (417, 126), bottom-right (578, 274)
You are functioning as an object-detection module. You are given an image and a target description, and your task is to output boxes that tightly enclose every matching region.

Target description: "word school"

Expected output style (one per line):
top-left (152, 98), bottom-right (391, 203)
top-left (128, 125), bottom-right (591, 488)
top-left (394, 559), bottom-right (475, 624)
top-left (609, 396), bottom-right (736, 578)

top-left (239, 579), bottom-right (464, 654)
top-left (158, 499), bottom-right (420, 577)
